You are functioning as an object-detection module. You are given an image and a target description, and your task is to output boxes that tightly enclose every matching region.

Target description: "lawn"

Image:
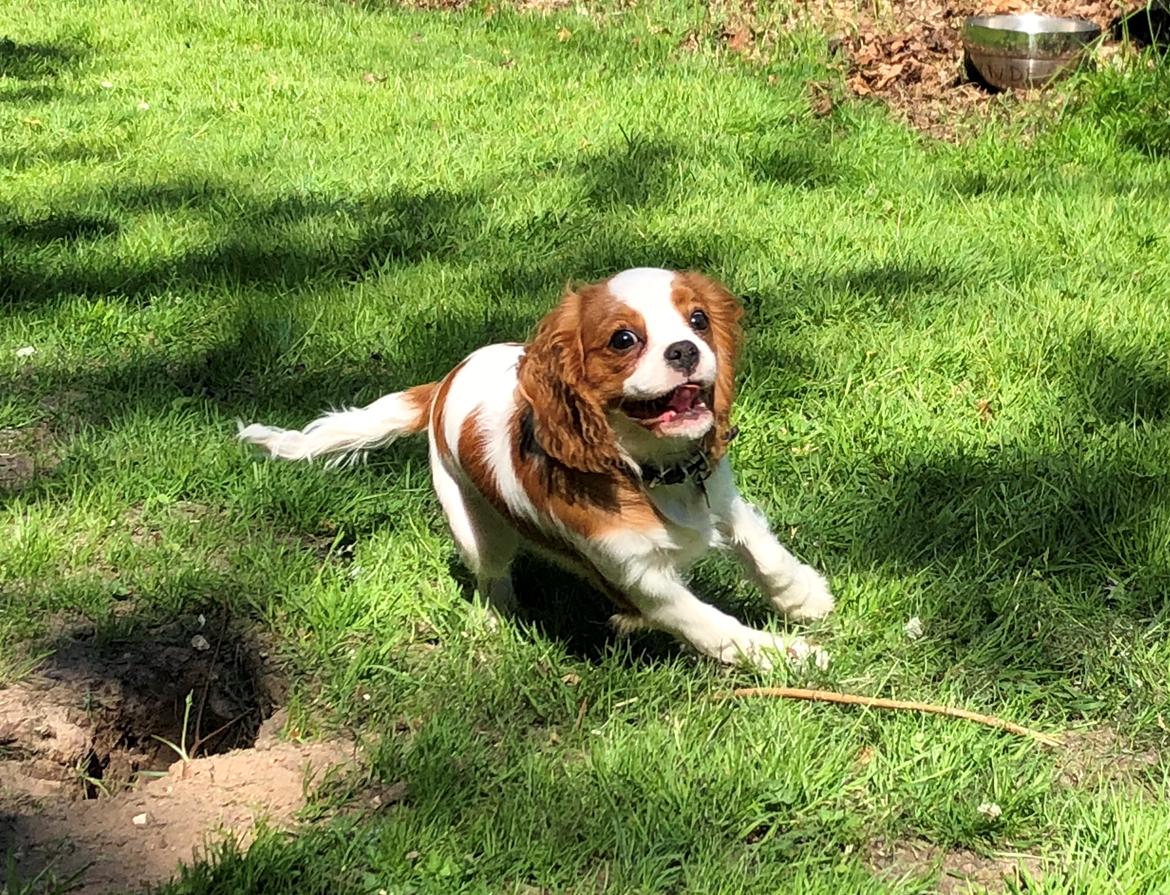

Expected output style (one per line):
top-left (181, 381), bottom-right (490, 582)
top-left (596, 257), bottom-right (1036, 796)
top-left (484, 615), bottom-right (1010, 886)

top-left (2, 0), bottom-right (1169, 892)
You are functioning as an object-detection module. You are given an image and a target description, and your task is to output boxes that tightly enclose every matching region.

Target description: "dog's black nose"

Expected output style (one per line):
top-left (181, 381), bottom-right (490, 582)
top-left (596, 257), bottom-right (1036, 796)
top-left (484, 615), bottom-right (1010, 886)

top-left (664, 340), bottom-right (700, 374)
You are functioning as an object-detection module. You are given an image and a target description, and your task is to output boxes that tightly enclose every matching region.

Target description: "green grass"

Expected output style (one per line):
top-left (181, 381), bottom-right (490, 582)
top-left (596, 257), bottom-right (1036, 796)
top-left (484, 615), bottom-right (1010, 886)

top-left (2, 0), bottom-right (1170, 891)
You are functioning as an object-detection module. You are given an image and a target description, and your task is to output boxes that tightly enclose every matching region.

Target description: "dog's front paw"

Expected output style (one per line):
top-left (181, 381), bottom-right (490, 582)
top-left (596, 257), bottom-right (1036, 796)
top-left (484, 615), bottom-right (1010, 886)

top-left (718, 629), bottom-right (828, 672)
top-left (782, 635), bottom-right (831, 671)
top-left (769, 564), bottom-right (834, 621)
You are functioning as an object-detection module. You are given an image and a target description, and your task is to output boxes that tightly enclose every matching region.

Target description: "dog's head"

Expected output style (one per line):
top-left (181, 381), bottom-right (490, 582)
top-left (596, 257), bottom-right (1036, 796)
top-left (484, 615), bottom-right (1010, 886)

top-left (517, 268), bottom-right (743, 474)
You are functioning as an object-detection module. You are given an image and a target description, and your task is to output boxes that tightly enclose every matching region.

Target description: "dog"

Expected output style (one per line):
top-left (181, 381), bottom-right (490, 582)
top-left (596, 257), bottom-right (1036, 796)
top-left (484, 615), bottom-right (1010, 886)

top-left (239, 268), bottom-right (834, 668)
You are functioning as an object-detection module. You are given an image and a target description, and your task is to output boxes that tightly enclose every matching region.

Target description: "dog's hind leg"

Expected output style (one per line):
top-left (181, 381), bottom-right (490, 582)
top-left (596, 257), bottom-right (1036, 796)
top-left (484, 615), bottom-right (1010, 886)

top-left (429, 449), bottom-right (519, 620)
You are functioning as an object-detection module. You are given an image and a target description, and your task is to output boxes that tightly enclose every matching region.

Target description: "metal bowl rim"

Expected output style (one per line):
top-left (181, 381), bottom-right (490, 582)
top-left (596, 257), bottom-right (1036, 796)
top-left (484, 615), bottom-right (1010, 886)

top-left (964, 13), bottom-right (1101, 35)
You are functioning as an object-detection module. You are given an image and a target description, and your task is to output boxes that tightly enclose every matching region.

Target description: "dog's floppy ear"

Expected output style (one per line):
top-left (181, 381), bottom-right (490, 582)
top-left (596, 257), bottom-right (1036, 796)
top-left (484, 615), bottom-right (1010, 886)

top-left (517, 289), bottom-right (623, 474)
top-left (679, 271), bottom-right (743, 463)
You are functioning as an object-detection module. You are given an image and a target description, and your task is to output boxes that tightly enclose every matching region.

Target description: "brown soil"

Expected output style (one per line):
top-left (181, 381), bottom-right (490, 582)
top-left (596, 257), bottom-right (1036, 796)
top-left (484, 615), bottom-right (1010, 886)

top-left (3, 724), bottom-right (356, 894)
top-left (1057, 725), bottom-right (1163, 789)
top-left (866, 837), bottom-right (1046, 893)
top-left (0, 424), bottom-right (57, 492)
top-left (0, 616), bottom-right (282, 795)
top-left (0, 618), bottom-right (360, 894)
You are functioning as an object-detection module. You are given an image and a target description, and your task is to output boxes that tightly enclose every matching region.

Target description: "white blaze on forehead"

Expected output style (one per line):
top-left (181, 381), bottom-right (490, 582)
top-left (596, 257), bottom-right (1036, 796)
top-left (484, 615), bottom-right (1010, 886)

top-left (606, 268), bottom-right (678, 322)
top-left (605, 267), bottom-right (717, 396)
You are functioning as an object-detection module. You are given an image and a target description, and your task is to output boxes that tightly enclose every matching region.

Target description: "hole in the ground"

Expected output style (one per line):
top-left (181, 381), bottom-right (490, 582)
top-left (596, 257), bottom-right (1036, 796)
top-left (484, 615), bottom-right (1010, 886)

top-left (0, 612), bottom-right (288, 801)
top-left (80, 749), bottom-right (106, 799)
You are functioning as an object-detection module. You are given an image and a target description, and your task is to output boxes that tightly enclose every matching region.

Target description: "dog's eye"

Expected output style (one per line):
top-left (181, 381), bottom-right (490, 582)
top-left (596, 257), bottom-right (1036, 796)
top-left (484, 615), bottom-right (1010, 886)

top-left (608, 329), bottom-right (640, 352)
top-left (689, 310), bottom-right (709, 332)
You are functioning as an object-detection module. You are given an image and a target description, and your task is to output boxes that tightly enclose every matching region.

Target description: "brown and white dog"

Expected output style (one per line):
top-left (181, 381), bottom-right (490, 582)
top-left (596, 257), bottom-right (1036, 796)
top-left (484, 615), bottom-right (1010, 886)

top-left (239, 268), bottom-right (833, 668)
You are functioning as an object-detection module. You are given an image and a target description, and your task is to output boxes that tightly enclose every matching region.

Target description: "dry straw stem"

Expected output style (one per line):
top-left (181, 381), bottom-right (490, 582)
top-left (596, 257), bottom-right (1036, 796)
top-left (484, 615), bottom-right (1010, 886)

top-left (717, 687), bottom-right (1064, 747)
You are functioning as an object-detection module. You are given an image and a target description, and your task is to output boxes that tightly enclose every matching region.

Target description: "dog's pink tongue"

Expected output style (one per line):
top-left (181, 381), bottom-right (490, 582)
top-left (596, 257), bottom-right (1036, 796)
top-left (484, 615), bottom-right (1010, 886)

top-left (667, 384), bottom-right (701, 412)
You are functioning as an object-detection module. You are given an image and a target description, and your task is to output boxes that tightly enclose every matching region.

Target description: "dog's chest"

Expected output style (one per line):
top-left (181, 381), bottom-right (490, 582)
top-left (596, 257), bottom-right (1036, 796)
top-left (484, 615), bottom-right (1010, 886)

top-left (646, 483), bottom-right (720, 560)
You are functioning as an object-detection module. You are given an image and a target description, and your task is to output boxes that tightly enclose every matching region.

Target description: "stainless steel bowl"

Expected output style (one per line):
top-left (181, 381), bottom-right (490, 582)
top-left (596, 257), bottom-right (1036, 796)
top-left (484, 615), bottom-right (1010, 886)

top-left (963, 13), bottom-right (1101, 90)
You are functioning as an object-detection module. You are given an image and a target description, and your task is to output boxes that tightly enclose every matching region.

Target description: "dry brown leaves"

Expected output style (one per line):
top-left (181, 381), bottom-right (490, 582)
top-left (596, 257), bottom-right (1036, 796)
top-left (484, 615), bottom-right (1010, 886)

top-left (788, 0), bottom-right (1147, 138)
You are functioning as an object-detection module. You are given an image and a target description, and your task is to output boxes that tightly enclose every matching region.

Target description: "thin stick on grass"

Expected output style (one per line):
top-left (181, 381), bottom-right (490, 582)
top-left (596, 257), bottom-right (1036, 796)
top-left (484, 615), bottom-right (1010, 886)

top-left (716, 687), bottom-right (1063, 747)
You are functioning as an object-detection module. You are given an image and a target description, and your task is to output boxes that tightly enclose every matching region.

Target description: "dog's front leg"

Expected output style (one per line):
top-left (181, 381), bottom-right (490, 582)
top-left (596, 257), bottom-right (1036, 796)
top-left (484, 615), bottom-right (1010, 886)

top-left (719, 495), bottom-right (835, 621)
top-left (603, 561), bottom-right (807, 670)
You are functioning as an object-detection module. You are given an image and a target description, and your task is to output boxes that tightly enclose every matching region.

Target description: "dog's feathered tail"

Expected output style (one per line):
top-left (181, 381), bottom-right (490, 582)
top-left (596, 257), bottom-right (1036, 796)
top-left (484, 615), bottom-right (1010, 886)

top-left (238, 382), bottom-right (438, 466)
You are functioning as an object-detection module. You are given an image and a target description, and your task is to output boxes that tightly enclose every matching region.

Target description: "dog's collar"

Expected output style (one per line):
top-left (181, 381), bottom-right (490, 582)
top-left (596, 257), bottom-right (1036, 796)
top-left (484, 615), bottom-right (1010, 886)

top-left (640, 451), bottom-right (712, 489)
top-left (638, 425), bottom-right (739, 491)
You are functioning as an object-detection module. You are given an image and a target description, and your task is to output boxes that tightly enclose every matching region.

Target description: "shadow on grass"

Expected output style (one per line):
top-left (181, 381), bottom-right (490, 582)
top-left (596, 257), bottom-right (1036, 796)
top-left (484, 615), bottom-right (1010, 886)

top-left (1062, 331), bottom-right (1170, 428)
top-left (741, 260), bottom-right (967, 330)
top-left (0, 83), bottom-right (60, 104)
top-left (576, 135), bottom-right (682, 210)
top-left (0, 35), bottom-right (90, 106)
top-left (854, 450), bottom-right (1164, 581)
top-left (0, 141), bottom-right (125, 171)
top-left (837, 333), bottom-right (1170, 625)
top-left (447, 554), bottom-right (676, 665)
top-left (0, 213), bottom-right (120, 243)
top-left (750, 146), bottom-right (841, 190)
top-left (948, 167), bottom-right (1170, 199)
top-left (487, 228), bottom-right (724, 304)
top-left (823, 262), bottom-right (962, 307)
top-left (0, 36), bottom-right (88, 80)
top-left (0, 182), bottom-right (483, 308)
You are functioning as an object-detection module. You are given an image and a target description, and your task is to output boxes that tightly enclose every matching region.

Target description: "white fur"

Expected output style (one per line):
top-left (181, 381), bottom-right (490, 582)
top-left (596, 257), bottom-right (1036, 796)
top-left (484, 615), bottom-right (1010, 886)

top-left (440, 344), bottom-right (540, 525)
top-left (237, 391), bottom-right (425, 466)
top-left (590, 457), bottom-right (832, 669)
top-left (607, 409), bottom-right (712, 468)
top-left (238, 269), bottom-right (833, 668)
top-left (606, 268), bottom-right (717, 401)
top-left (723, 496), bottom-right (835, 620)
top-left (430, 435), bottom-right (520, 618)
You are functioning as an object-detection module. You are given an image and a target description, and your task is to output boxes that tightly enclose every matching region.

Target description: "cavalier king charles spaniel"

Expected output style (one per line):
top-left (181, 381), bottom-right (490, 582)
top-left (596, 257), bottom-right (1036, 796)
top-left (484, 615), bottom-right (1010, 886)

top-left (240, 268), bottom-right (833, 668)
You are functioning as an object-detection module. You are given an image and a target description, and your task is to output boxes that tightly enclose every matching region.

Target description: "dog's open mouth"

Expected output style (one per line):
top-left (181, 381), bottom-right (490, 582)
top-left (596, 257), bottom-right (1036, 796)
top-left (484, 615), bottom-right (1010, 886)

top-left (622, 384), bottom-right (713, 428)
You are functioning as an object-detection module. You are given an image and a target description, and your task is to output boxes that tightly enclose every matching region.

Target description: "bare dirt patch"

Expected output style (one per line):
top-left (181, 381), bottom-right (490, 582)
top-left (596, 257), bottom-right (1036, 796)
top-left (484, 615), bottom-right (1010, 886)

top-left (0, 423), bottom-right (57, 492)
top-left (0, 617), bottom-right (360, 894)
top-left (866, 837), bottom-right (1045, 893)
top-left (0, 616), bottom-right (281, 800)
top-left (1058, 726), bottom-right (1162, 790)
top-left (3, 719), bottom-right (356, 894)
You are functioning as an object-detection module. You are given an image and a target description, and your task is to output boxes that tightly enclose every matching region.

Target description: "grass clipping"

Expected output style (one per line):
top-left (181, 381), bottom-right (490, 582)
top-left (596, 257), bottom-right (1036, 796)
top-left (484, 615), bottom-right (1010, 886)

top-left (718, 688), bottom-right (1063, 747)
